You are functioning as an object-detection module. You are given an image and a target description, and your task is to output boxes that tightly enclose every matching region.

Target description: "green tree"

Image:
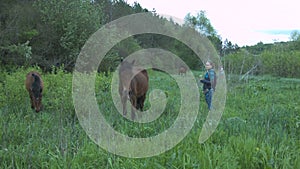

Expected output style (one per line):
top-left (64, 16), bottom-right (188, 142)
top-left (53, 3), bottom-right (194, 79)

top-left (0, 0), bottom-right (38, 67)
top-left (184, 11), bottom-right (222, 54)
top-left (290, 30), bottom-right (300, 41)
top-left (33, 0), bottom-right (104, 71)
top-left (222, 39), bottom-right (239, 56)
top-left (184, 11), bottom-right (216, 36)
top-left (290, 30), bottom-right (300, 50)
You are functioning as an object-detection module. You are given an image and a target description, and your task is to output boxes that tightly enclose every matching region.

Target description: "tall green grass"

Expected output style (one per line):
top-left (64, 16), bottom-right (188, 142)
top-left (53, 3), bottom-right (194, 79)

top-left (0, 68), bottom-right (299, 168)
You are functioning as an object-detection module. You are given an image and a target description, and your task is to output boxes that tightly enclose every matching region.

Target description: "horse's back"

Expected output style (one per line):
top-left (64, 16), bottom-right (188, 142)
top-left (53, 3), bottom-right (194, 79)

top-left (179, 66), bottom-right (187, 75)
top-left (25, 71), bottom-right (43, 91)
top-left (180, 67), bottom-right (186, 72)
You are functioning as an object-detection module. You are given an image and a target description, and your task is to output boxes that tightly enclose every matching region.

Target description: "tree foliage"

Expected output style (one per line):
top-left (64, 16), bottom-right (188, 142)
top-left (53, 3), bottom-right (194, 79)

top-left (184, 11), bottom-right (223, 55)
top-left (0, 0), bottom-right (38, 66)
top-left (32, 0), bottom-right (104, 71)
top-left (184, 11), bottom-right (216, 36)
top-left (224, 41), bottom-right (300, 78)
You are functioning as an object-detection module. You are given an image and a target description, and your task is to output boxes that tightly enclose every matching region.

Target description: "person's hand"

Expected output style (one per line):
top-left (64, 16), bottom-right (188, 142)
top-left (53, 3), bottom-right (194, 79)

top-left (200, 79), bottom-right (210, 84)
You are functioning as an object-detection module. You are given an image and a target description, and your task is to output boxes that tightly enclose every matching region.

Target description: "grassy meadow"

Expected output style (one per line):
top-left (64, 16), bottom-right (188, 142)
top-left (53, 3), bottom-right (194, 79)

top-left (0, 67), bottom-right (299, 168)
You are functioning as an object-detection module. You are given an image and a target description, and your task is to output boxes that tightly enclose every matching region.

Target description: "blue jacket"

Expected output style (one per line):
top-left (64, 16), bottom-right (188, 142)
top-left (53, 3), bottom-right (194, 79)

top-left (200, 69), bottom-right (216, 91)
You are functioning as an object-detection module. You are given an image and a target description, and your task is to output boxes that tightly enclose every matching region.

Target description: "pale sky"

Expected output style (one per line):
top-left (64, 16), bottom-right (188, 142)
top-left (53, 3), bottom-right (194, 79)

top-left (126, 0), bottom-right (300, 46)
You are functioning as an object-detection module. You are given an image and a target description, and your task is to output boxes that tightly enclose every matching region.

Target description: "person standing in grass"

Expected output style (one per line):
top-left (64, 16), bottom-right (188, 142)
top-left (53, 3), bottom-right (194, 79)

top-left (200, 61), bottom-right (216, 110)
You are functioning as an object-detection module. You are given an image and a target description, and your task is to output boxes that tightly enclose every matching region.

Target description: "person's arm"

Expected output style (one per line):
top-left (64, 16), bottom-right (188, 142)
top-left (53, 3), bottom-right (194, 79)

top-left (200, 79), bottom-right (211, 84)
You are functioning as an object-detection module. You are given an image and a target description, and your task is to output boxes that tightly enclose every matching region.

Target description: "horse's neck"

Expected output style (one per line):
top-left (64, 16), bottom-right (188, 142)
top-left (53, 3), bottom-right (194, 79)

top-left (132, 67), bottom-right (142, 75)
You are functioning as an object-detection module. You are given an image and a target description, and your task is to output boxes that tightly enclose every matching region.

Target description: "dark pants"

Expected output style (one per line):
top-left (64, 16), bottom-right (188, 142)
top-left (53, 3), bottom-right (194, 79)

top-left (205, 89), bottom-right (213, 110)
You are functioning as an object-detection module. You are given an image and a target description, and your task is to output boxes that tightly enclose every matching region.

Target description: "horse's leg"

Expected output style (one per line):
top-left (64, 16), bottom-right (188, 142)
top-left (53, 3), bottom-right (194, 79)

top-left (130, 96), bottom-right (136, 120)
top-left (136, 97), bottom-right (142, 110)
top-left (29, 94), bottom-right (34, 109)
top-left (123, 103), bottom-right (127, 116)
top-left (121, 95), bottom-right (127, 116)
top-left (139, 94), bottom-right (146, 111)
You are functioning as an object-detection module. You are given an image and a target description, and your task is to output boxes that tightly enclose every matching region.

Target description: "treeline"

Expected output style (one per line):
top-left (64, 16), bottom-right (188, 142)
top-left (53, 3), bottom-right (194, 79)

top-left (0, 0), bottom-right (233, 72)
top-left (223, 40), bottom-right (300, 78)
top-left (0, 0), bottom-right (149, 71)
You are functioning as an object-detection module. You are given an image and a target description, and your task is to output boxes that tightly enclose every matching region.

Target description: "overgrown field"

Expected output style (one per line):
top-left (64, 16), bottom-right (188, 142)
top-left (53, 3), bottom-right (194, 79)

top-left (0, 67), bottom-right (299, 168)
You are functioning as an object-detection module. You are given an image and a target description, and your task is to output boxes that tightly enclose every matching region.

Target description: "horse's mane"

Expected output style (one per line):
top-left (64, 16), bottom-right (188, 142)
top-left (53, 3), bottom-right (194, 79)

top-left (119, 61), bottom-right (133, 72)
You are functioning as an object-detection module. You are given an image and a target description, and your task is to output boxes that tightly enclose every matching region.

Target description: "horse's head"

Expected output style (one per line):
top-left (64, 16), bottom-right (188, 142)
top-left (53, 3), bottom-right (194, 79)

top-left (31, 74), bottom-right (43, 112)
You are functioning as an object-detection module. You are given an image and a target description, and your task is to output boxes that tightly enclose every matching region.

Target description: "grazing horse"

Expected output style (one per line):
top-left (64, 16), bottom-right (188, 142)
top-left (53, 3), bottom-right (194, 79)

top-left (119, 60), bottom-right (149, 119)
top-left (179, 66), bottom-right (187, 75)
top-left (25, 71), bottom-right (44, 112)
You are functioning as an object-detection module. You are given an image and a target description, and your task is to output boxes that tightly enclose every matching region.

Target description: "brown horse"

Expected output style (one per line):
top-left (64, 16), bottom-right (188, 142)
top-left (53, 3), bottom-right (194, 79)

top-left (119, 60), bottom-right (149, 119)
top-left (25, 71), bottom-right (44, 112)
top-left (179, 66), bottom-right (187, 75)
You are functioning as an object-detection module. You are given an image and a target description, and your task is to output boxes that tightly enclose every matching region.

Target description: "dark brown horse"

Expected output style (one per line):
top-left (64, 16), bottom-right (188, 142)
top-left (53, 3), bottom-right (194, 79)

top-left (119, 60), bottom-right (149, 119)
top-left (179, 66), bottom-right (187, 75)
top-left (25, 71), bottom-right (44, 112)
